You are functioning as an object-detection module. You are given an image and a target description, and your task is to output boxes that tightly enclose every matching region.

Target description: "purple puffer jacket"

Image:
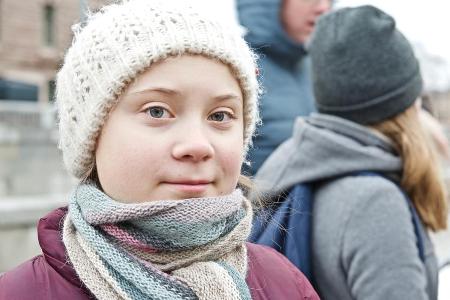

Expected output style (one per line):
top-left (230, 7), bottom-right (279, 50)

top-left (0, 207), bottom-right (319, 300)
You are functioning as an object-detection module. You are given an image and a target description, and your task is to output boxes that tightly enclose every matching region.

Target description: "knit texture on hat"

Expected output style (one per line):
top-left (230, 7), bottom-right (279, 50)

top-left (63, 185), bottom-right (253, 300)
top-left (308, 5), bottom-right (422, 124)
top-left (56, 0), bottom-right (260, 179)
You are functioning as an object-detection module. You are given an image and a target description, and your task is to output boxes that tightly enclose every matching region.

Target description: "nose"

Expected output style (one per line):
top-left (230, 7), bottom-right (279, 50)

top-left (171, 128), bottom-right (214, 163)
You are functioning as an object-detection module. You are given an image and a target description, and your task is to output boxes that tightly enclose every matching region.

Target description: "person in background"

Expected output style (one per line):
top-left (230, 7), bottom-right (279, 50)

top-left (237, 0), bottom-right (331, 175)
top-left (255, 6), bottom-right (448, 300)
top-left (0, 1), bottom-right (319, 299)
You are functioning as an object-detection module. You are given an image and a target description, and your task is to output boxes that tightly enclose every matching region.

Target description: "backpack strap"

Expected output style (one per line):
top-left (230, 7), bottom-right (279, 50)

top-left (352, 171), bottom-right (426, 262)
top-left (284, 184), bottom-right (314, 279)
top-left (249, 183), bottom-right (315, 280)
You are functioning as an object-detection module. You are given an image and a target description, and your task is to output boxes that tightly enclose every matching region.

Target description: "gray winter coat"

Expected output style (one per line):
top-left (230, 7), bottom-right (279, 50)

top-left (255, 114), bottom-right (439, 300)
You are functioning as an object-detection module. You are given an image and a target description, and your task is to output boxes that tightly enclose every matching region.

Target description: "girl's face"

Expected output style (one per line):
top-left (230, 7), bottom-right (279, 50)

top-left (95, 55), bottom-right (245, 203)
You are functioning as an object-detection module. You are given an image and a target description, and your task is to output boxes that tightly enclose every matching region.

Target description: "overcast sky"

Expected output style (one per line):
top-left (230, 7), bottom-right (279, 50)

top-left (193, 0), bottom-right (450, 64)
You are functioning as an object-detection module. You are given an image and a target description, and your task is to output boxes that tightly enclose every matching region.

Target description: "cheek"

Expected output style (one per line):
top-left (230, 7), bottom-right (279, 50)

top-left (96, 137), bottom-right (137, 190)
top-left (288, 4), bottom-right (310, 26)
top-left (99, 142), bottom-right (150, 175)
top-left (221, 147), bottom-right (243, 174)
top-left (216, 148), bottom-right (243, 195)
top-left (216, 132), bottom-right (244, 186)
top-left (95, 121), bottom-right (166, 194)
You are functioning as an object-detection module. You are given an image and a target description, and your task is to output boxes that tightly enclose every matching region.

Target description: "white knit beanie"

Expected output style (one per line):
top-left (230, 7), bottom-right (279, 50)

top-left (56, 0), bottom-right (260, 179)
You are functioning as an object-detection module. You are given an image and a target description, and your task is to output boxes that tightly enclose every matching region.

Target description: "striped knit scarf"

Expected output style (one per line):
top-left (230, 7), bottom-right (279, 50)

top-left (62, 184), bottom-right (253, 300)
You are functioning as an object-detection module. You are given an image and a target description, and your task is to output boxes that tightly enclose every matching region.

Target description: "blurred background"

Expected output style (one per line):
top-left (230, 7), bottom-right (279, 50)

top-left (0, 0), bottom-right (449, 284)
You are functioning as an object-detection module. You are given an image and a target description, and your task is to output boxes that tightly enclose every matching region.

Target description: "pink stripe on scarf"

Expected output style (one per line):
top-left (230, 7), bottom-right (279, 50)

top-left (101, 224), bottom-right (158, 253)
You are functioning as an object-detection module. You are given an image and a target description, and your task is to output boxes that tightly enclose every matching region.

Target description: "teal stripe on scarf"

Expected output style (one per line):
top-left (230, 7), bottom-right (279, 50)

top-left (123, 208), bottom-right (246, 250)
top-left (217, 261), bottom-right (252, 300)
top-left (103, 260), bottom-right (149, 300)
top-left (69, 200), bottom-right (198, 300)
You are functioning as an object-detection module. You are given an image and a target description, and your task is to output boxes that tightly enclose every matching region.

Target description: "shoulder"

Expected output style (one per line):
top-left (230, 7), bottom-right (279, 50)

top-left (335, 175), bottom-right (422, 255)
top-left (0, 256), bottom-right (48, 299)
top-left (0, 256), bottom-right (91, 300)
top-left (314, 175), bottom-right (409, 239)
top-left (318, 174), bottom-right (408, 213)
top-left (316, 174), bottom-right (414, 248)
top-left (345, 175), bottom-right (409, 220)
top-left (0, 214), bottom-right (92, 300)
top-left (246, 243), bottom-right (319, 300)
top-left (315, 176), bottom-right (431, 299)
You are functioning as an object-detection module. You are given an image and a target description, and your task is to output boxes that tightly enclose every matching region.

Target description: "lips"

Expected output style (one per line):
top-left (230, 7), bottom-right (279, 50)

top-left (165, 180), bottom-right (212, 185)
top-left (162, 180), bottom-right (212, 196)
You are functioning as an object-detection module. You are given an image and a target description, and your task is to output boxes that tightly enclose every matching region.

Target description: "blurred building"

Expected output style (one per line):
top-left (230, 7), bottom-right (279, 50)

top-left (0, 0), bottom-right (111, 272)
top-left (0, 0), bottom-right (111, 103)
top-left (431, 92), bottom-right (450, 125)
top-left (0, 0), bottom-right (113, 198)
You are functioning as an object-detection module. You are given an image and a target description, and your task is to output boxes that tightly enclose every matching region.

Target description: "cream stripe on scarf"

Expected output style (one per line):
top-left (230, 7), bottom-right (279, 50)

top-left (63, 217), bottom-right (131, 300)
top-left (173, 262), bottom-right (242, 300)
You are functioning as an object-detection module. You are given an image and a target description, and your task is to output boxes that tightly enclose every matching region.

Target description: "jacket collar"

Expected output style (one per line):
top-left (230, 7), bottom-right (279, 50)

top-left (37, 207), bottom-right (90, 293)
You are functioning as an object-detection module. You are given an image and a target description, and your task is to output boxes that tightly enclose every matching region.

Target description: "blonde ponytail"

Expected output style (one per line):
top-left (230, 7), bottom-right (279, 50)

top-left (372, 106), bottom-right (448, 231)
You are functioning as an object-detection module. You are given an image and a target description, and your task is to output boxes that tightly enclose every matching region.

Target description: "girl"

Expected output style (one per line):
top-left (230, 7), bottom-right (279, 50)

top-left (0, 0), bottom-right (319, 299)
top-left (253, 6), bottom-right (448, 300)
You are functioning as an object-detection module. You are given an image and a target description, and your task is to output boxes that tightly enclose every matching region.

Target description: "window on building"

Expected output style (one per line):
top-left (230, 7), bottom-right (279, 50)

top-left (48, 79), bottom-right (56, 102)
top-left (0, 79), bottom-right (38, 101)
top-left (43, 4), bottom-right (55, 47)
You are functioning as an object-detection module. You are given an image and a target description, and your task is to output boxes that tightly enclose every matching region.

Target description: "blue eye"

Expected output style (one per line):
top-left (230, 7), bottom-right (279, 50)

top-left (208, 111), bottom-right (233, 122)
top-left (146, 106), bottom-right (171, 118)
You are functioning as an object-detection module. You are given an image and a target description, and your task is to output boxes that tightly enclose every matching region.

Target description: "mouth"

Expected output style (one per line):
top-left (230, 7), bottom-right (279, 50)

top-left (162, 180), bottom-right (213, 195)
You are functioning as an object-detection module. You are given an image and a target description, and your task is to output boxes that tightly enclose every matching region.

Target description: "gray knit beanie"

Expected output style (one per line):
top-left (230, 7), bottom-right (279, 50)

top-left (56, 0), bottom-right (260, 179)
top-left (308, 5), bottom-right (422, 124)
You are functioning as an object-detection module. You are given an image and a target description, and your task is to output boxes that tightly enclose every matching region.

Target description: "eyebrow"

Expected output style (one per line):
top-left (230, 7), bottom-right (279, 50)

top-left (213, 94), bottom-right (242, 102)
top-left (128, 88), bottom-right (242, 102)
top-left (129, 87), bottom-right (180, 96)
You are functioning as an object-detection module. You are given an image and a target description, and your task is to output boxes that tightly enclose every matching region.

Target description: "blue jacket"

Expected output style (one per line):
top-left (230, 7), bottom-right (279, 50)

top-left (237, 0), bottom-right (315, 175)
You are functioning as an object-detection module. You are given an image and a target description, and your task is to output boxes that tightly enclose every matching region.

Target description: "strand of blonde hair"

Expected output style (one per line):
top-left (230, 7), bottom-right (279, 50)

top-left (372, 105), bottom-right (448, 231)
